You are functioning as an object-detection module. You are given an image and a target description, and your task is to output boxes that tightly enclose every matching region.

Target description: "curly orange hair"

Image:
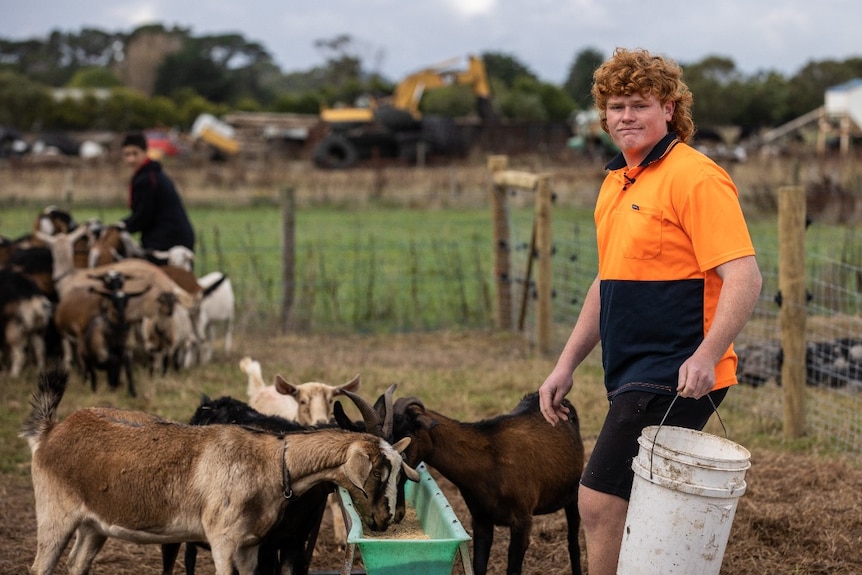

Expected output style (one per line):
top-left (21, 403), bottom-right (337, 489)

top-left (591, 47), bottom-right (695, 144)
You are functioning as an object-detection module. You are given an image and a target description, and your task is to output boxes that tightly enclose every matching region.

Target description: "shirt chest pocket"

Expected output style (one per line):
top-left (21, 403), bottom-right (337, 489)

top-left (620, 204), bottom-right (662, 259)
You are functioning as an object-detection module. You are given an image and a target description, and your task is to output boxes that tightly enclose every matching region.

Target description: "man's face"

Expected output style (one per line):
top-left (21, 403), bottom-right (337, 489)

top-left (605, 93), bottom-right (674, 165)
top-left (122, 145), bottom-right (148, 170)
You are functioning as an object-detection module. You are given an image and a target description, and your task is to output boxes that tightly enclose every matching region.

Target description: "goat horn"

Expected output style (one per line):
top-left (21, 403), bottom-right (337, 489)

top-left (125, 285), bottom-right (152, 298)
top-left (340, 389), bottom-right (383, 437)
top-left (382, 384), bottom-right (396, 440)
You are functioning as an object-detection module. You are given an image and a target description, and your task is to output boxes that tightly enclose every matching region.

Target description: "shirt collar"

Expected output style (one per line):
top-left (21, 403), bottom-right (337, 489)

top-left (604, 132), bottom-right (681, 171)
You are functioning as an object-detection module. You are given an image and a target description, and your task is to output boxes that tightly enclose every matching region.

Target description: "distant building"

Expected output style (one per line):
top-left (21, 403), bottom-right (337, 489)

top-left (821, 78), bottom-right (862, 154)
top-left (761, 78), bottom-right (862, 155)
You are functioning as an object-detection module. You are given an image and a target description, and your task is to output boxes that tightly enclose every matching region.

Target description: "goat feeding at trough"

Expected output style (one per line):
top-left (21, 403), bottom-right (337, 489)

top-left (20, 368), bottom-right (419, 575)
top-left (338, 462), bottom-right (473, 575)
top-left (391, 391), bottom-right (585, 575)
top-left (162, 388), bottom-right (404, 575)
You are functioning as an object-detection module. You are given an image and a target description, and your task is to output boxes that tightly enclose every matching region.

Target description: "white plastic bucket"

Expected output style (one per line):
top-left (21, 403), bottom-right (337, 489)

top-left (617, 425), bottom-right (751, 575)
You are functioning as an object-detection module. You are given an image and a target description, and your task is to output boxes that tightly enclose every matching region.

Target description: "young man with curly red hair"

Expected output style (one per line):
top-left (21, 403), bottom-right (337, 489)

top-left (538, 48), bottom-right (762, 575)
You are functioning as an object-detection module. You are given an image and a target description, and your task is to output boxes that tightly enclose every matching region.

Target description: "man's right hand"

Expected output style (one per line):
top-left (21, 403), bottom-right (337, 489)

top-left (539, 369), bottom-right (574, 426)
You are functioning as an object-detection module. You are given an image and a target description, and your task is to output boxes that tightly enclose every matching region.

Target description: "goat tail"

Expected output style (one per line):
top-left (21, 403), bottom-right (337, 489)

top-left (20, 366), bottom-right (69, 451)
top-left (200, 272), bottom-right (228, 297)
top-left (239, 356), bottom-right (265, 395)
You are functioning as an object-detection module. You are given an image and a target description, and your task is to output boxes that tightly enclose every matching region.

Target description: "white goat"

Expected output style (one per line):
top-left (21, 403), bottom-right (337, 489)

top-left (21, 368), bottom-right (418, 575)
top-left (141, 291), bottom-right (198, 375)
top-left (162, 245), bottom-right (195, 271)
top-left (241, 357), bottom-right (361, 424)
top-left (196, 271), bottom-right (235, 363)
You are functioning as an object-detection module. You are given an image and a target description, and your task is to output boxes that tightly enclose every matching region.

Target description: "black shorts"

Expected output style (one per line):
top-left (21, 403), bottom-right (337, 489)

top-left (580, 388), bottom-right (729, 501)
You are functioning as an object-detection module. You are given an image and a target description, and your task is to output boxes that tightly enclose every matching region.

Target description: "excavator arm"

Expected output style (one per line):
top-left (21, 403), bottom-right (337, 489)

top-left (314, 55), bottom-right (493, 168)
top-left (390, 55), bottom-right (492, 119)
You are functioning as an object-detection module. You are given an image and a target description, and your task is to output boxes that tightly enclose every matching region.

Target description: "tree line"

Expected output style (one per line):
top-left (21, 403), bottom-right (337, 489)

top-left (2, 24), bottom-right (862, 138)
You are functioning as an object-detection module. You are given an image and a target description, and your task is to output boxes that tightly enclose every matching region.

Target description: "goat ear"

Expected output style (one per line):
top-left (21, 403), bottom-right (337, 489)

top-left (274, 375), bottom-right (298, 396)
top-left (416, 413), bottom-right (438, 431)
top-left (338, 373), bottom-right (360, 393)
top-left (342, 446), bottom-right (372, 497)
top-left (68, 225), bottom-right (89, 244)
top-left (391, 436), bottom-right (411, 453)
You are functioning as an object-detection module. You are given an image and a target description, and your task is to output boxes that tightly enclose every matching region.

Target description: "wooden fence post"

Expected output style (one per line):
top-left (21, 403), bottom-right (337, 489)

top-left (488, 155), bottom-right (512, 330)
top-left (779, 184), bottom-right (806, 438)
top-left (534, 175), bottom-right (553, 354)
top-left (280, 186), bottom-right (296, 333)
top-left (487, 156), bottom-right (554, 352)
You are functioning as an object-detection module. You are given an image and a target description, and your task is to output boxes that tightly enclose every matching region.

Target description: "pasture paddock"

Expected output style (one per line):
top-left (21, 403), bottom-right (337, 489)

top-left (2, 157), bottom-right (862, 573)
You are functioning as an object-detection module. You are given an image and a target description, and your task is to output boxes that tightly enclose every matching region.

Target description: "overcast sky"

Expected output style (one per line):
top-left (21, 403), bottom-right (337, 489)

top-left (3, 0), bottom-right (861, 84)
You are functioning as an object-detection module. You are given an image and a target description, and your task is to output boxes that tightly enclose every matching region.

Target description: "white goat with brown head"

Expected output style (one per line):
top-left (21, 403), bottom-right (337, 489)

top-left (241, 356), bottom-right (361, 425)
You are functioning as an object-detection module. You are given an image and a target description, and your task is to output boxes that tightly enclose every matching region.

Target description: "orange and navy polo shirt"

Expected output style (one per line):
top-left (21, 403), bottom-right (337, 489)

top-left (595, 132), bottom-right (756, 398)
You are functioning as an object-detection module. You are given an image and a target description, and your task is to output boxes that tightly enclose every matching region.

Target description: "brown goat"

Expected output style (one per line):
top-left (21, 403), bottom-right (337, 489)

top-left (142, 291), bottom-right (197, 375)
top-left (392, 391), bottom-right (584, 575)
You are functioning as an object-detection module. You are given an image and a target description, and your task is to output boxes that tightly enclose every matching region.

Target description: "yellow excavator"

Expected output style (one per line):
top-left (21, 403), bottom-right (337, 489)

top-left (312, 55), bottom-right (495, 169)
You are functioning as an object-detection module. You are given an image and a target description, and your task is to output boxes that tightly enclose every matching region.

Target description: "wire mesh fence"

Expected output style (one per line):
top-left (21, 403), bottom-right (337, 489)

top-left (509, 202), bottom-right (862, 460)
top-left (190, 188), bottom-right (861, 460)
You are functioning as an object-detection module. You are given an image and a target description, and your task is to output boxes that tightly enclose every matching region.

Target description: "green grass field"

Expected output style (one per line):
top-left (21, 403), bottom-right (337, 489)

top-left (2, 203), bottom-right (593, 332)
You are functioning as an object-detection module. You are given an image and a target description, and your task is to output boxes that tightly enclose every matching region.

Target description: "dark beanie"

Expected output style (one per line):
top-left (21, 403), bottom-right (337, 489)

top-left (122, 132), bottom-right (148, 150)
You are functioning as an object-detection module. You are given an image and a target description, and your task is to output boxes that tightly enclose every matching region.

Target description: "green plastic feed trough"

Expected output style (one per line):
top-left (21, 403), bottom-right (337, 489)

top-left (338, 463), bottom-right (473, 575)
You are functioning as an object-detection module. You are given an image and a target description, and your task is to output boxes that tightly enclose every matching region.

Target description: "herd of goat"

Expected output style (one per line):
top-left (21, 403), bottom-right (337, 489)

top-left (0, 205), bottom-right (235, 393)
top-left (5, 207), bottom-right (586, 575)
top-left (19, 356), bottom-right (584, 575)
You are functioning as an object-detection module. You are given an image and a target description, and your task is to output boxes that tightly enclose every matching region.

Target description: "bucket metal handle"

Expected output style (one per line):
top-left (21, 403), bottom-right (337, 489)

top-left (648, 392), bottom-right (727, 480)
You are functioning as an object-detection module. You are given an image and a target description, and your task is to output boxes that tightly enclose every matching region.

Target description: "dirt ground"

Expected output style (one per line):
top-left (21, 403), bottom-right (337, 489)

top-left (3, 448), bottom-right (861, 575)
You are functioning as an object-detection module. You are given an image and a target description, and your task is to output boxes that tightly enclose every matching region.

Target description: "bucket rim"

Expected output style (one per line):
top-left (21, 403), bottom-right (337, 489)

top-left (640, 425), bottom-right (751, 467)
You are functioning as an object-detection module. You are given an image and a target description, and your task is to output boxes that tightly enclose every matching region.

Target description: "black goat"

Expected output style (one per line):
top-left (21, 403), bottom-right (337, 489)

top-left (80, 271), bottom-right (148, 396)
top-left (391, 391), bottom-right (584, 575)
top-left (162, 389), bottom-right (399, 575)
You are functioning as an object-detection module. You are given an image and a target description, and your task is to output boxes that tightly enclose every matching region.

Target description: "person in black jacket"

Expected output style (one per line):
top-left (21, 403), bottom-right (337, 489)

top-left (120, 132), bottom-right (195, 255)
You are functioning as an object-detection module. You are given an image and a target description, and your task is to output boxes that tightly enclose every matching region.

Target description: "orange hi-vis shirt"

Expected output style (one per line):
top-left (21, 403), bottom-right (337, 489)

top-left (595, 133), bottom-right (756, 398)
